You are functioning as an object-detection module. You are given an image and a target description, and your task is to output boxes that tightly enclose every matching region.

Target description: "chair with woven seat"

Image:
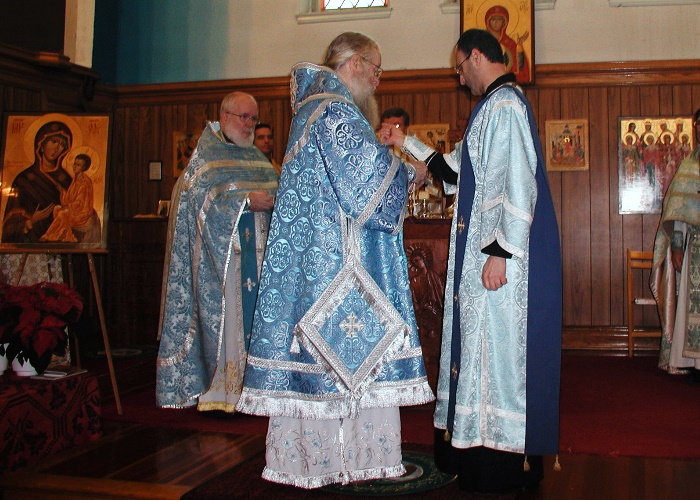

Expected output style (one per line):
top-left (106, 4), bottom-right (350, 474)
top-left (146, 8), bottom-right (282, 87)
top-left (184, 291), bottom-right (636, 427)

top-left (626, 249), bottom-right (662, 357)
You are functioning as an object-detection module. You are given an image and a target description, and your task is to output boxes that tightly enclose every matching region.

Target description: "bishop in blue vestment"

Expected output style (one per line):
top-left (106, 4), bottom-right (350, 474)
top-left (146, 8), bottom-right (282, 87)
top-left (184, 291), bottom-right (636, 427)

top-left (237, 33), bottom-right (434, 489)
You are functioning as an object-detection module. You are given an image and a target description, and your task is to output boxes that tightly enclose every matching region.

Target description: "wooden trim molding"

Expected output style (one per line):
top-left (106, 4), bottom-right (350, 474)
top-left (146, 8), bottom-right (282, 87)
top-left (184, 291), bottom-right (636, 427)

top-left (535, 59), bottom-right (700, 88)
top-left (563, 326), bottom-right (660, 353)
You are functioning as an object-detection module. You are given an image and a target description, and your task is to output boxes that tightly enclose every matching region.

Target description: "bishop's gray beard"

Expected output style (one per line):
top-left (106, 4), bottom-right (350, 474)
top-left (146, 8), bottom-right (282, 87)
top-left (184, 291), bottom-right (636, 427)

top-left (354, 93), bottom-right (380, 130)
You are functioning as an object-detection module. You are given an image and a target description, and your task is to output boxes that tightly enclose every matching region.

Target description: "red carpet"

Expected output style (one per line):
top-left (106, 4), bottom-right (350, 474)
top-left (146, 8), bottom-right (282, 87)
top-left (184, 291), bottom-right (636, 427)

top-left (559, 354), bottom-right (700, 458)
top-left (102, 354), bottom-right (700, 459)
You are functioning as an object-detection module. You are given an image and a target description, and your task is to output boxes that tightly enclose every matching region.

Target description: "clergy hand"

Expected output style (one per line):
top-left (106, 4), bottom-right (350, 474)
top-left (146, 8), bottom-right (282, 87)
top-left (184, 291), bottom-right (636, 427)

top-left (379, 123), bottom-right (406, 147)
top-left (410, 161), bottom-right (427, 188)
top-left (482, 256), bottom-right (507, 291)
top-left (671, 249), bottom-right (684, 273)
top-left (247, 190), bottom-right (275, 212)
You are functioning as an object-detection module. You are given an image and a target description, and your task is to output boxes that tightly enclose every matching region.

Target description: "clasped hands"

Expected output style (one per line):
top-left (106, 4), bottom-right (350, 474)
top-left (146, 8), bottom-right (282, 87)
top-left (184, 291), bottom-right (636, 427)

top-left (379, 123), bottom-right (427, 188)
top-left (247, 190), bottom-right (275, 211)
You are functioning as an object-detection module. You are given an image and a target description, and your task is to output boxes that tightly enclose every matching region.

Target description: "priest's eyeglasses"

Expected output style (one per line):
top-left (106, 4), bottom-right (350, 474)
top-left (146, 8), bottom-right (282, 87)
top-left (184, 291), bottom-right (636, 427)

top-left (455, 53), bottom-right (472, 75)
top-left (225, 111), bottom-right (259, 125)
top-left (360, 55), bottom-right (383, 79)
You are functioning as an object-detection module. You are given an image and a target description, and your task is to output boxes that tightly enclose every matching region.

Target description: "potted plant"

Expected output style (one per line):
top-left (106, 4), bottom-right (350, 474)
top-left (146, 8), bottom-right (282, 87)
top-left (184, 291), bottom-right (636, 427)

top-left (0, 282), bottom-right (83, 375)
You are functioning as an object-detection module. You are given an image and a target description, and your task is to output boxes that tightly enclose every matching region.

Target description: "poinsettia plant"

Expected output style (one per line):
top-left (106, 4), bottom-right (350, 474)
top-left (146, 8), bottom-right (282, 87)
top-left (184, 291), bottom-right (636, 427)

top-left (0, 282), bottom-right (83, 373)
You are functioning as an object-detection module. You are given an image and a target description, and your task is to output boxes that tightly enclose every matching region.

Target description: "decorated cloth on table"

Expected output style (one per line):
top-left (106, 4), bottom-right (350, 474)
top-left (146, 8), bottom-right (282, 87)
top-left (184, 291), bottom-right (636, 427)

top-left (0, 371), bottom-right (102, 473)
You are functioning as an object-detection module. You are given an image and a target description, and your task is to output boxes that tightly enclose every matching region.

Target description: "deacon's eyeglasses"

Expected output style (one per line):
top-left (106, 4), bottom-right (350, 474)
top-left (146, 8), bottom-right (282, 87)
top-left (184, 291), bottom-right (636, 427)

top-left (360, 55), bottom-right (383, 79)
top-left (224, 111), bottom-right (260, 125)
top-left (454, 53), bottom-right (472, 75)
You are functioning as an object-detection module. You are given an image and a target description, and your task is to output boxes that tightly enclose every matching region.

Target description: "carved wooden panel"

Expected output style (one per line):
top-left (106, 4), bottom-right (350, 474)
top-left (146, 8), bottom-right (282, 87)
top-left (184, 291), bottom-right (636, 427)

top-left (404, 219), bottom-right (451, 392)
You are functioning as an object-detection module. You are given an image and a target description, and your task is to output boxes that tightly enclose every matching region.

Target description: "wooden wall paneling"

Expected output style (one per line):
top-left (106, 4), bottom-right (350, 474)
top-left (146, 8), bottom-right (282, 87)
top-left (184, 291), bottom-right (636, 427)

top-left (671, 84), bottom-right (693, 117)
top-left (560, 87), bottom-right (593, 325)
top-left (376, 94), bottom-right (413, 119)
top-left (412, 92), bottom-right (443, 126)
top-left (437, 91), bottom-right (457, 126)
top-left (658, 85), bottom-right (675, 116)
top-left (638, 86), bottom-right (662, 327)
top-left (256, 97), bottom-right (274, 124)
top-left (108, 107), bottom-right (126, 219)
top-left (456, 89), bottom-right (475, 135)
top-left (606, 86), bottom-right (626, 326)
top-left (257, 97), bottom-right (291, 166)
top-left (694, 84), bottom-right (700, 114)
top-left (123, 107), bottom-right (144, 217)
top-left (2, 86), bottom-right (42, 114)
top-left (442, 89), bottom-right (460, 141)
top-left (187, 102), bottom-right (212, 135)
top-left (159, 104), bottom-right (177, 199)
top-left (281, 98), bottom-right (294, 163)
top-left (588, 87), bottom-right (613, 326)
top-left (532, 88), bottom-right (566, 320)
top-left (135, 106), bottom-right (156, 215)
top-left (156, 105), bottom-right (173, 203)
top-left (561, 167), bottom-right (591, 325)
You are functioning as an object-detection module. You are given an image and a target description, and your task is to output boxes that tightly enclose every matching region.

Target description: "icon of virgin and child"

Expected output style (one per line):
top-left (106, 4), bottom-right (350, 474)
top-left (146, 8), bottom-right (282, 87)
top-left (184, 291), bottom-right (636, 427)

top-left (1, 118), bottom-right (103, 245)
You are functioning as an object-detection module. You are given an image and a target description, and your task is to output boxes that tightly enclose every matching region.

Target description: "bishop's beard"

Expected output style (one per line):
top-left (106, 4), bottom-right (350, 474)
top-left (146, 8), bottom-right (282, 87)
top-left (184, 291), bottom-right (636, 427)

top-left (352, 88), bottom-right (380, 130)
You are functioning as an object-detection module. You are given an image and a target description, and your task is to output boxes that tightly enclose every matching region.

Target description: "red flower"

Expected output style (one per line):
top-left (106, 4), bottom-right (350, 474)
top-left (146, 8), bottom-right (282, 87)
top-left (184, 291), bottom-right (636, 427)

top-left (0, 282), bottom-right (83, 372)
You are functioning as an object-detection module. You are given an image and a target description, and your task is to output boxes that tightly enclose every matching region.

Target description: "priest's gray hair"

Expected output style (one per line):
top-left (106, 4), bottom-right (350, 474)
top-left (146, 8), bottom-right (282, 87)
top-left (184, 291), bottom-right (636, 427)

top-left (322, 32), bottom-right (378, 72)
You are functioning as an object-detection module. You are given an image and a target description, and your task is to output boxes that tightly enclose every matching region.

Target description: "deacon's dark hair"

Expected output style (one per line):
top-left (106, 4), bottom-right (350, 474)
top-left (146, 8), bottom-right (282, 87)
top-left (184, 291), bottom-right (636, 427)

top-left (255, 123), bottom-right (273, 132)
top-left (456, 29), bottom-right (505, 65)
top-left (380, 107), bottom-right (410, 128)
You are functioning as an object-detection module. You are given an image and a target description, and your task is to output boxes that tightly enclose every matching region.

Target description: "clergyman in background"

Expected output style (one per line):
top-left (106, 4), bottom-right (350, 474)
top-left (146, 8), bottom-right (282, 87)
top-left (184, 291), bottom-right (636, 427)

top-left (254, 123), bottom-right (281, 175)
top-left (651, 106), bottom-right (700, 383)
top-left (156, 91), bottom-right (278, 414)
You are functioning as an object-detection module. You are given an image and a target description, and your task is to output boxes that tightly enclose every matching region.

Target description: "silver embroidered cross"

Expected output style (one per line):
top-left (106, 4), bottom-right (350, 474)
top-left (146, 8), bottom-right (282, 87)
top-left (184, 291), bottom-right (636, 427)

top-left (242, 277), bottom-right (256, 292)
top-left (339, 312), bottom-right (364, 338)
top-left (242, 227), bottom-right (253, 243)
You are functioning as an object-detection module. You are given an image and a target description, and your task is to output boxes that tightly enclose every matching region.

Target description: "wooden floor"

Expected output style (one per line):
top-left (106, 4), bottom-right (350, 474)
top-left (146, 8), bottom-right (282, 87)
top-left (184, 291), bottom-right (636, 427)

top-left (2, 419), bottom-right (699, 500)
top-left (1, 351), bottom-right (699, 499)
top-left (0, 422), bottom-right (265, 499)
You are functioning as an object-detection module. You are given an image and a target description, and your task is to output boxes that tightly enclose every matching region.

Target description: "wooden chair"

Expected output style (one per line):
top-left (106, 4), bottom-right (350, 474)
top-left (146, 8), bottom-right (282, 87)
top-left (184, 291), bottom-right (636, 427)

top-left (626, 249), bottom-right (661, 357)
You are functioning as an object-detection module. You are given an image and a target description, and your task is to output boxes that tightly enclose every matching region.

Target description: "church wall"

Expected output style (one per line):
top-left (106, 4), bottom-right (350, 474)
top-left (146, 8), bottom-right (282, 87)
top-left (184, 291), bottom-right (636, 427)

top-left (93, 0), bottom-right (700, 85)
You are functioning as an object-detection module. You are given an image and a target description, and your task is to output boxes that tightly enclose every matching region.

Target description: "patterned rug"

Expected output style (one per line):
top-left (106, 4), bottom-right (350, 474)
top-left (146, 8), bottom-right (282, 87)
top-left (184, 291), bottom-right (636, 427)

top-left (321, 451), bottom-right (456, 496)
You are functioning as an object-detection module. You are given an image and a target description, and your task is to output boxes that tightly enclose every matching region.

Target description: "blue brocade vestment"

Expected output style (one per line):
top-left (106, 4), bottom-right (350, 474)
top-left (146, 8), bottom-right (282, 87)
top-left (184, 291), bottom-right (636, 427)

top-left (156, 122), bottom-right (278, 409)
top-left (434, 83), bottom-right (562, 456)
top-left (238, 63), bottom-right (434, 420)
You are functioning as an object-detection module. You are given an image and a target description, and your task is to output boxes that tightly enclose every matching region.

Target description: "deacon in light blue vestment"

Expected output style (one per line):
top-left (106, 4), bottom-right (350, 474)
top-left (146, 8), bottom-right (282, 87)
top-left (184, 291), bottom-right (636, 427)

top-left (237, 60), bottom-right (434, 488)
top-left (156, 121), bottom-right (278, 410)
top-left (434, 77), bottom-right (562, 458)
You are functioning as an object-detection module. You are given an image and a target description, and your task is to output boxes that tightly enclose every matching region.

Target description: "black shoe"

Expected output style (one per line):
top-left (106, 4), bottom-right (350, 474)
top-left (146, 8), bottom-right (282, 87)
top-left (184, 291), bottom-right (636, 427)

top-left (686, 369), bottom-right (700, 385)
